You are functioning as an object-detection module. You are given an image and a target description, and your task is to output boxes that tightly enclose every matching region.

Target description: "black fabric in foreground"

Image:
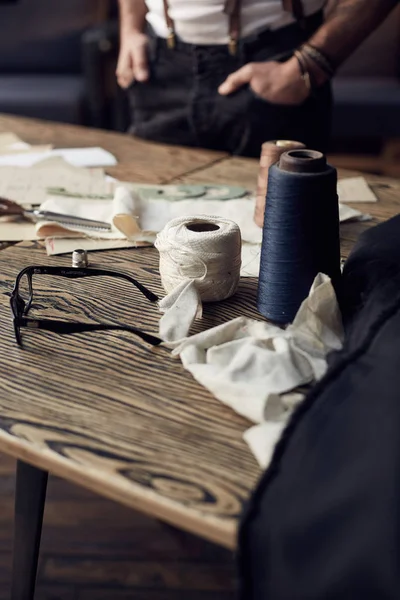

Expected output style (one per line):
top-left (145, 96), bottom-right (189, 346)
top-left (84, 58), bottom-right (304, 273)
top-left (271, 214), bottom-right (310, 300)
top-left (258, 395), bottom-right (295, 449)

top-left (238, 214), bottom-right (400, 600)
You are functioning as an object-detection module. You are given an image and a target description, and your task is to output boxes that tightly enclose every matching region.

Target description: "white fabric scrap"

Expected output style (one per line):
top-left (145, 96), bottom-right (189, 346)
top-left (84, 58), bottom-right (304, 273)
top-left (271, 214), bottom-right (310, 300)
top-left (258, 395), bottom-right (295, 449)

top-left (169, 273), bottom-right (343, 467)
top-left (244, 421), bottom-right (286, 469)
top-left (159, 279), bottom-right (202, 342)
top-left (244, 390), bottom-right (305, 468)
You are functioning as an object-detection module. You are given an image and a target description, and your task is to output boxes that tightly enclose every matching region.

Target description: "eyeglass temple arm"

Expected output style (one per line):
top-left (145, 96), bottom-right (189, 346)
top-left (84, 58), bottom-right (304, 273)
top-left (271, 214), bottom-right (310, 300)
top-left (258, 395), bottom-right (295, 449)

top-left (17, 318), bottom-right (162, 346)
top-left (21, 267), bottom-right (159, 303)
top-left (66, 268), bottom-right (159, 302)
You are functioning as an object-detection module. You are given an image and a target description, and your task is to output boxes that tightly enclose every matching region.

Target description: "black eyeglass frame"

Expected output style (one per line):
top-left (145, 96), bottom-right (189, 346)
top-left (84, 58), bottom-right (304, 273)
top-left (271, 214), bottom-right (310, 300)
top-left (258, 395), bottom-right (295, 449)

top-left (10, 266), bottom-right (161, 347)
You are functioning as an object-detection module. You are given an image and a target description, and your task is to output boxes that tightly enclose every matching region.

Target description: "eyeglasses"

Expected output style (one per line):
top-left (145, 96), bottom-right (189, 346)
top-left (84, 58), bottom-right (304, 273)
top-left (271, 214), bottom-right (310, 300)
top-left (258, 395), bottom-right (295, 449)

top-left (10, 265), bottom-right (162, 348)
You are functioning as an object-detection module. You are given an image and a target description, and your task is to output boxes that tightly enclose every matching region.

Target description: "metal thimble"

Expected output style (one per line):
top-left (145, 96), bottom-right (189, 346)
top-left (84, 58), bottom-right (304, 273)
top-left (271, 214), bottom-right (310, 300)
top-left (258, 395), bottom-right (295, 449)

top-left (72, 249), bottom-right (88, 268)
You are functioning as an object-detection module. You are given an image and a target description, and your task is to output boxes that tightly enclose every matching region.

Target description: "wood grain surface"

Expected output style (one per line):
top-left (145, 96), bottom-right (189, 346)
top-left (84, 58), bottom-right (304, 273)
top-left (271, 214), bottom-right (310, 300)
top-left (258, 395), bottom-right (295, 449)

top-left (0, 243), bottom-right (261, 550)
top-left (0, 454), bottom-right (236, 599)
top-left (0, 115), bottom-right (399, 553)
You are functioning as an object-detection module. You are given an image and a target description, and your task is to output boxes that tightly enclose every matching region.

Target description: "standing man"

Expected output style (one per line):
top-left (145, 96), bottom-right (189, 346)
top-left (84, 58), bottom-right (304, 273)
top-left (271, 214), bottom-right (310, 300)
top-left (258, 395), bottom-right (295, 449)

top-left (117, 0), bottom-right (398, 157)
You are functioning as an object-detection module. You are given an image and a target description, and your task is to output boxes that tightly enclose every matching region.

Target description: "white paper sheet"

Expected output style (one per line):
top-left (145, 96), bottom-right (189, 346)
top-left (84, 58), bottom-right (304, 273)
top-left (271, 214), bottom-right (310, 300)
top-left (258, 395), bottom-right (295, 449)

top-left (0, 147), bottom-right (117, 168)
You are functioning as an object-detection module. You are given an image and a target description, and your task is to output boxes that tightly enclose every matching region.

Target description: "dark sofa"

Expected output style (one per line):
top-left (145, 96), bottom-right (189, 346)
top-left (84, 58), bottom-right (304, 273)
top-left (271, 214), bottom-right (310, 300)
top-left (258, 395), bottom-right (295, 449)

top-left (332, 4), bottom-right (400, 141)
top-left (0, 0), bottom-right (109, 126)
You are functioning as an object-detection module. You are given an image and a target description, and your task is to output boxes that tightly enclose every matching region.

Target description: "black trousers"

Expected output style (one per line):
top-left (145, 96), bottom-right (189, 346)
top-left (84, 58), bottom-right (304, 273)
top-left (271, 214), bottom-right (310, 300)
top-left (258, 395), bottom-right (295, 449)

top-left (239, 215), bottom-right (400, 599)
top-left (127, 12), bottom-right (332, 158)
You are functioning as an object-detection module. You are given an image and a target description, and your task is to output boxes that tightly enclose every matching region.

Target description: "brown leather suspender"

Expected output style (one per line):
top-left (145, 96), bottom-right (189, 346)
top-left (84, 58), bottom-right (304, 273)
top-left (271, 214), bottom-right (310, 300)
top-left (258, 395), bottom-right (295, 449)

top-left (224, 0), bottom-right (242, 56)
top-left (162, 0), bottom-right (305, 54)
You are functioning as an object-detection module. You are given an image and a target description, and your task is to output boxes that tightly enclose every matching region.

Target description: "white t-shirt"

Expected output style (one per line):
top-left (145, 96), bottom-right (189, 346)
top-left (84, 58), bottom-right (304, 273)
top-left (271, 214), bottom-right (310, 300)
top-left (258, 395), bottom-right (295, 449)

top-left (146, 0), bottom-right (326, 45)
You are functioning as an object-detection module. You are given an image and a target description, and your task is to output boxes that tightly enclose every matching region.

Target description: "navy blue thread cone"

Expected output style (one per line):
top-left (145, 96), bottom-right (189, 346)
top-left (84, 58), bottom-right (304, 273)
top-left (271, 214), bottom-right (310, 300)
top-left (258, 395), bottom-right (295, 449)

top-left (257, 149), bottom-right (340, 324)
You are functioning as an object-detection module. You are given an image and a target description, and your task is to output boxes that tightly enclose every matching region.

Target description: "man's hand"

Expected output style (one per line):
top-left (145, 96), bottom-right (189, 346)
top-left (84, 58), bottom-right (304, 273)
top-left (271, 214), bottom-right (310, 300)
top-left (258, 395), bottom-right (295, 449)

top-left (218, 57), bottom-right (310, 105)
top-left (116, 31), bottom-right (149, 88)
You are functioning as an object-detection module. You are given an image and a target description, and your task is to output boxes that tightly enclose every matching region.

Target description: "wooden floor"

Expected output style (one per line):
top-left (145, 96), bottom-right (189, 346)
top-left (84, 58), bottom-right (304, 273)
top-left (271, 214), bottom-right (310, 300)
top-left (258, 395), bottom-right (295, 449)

top-left (0, 454), bottom-right (236, 600)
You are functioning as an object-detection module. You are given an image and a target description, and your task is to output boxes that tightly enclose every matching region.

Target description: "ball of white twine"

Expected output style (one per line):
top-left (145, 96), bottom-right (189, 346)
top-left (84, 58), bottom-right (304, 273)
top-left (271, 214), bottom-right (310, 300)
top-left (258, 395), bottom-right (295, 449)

top-left (155, 215), bottom-right (242, 302)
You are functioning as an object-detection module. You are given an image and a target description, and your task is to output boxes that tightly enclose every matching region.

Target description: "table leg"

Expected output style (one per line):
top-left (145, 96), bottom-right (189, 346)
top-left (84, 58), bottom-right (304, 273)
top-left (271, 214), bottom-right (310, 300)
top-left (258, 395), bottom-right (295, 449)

top-left (11, 460), bottom-right (48, 600)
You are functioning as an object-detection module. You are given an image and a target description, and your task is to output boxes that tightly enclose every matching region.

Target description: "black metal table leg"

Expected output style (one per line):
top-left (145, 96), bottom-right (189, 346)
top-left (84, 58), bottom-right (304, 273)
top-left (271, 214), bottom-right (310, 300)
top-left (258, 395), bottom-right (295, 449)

top-left (11, 460), bottom-right (48, 600)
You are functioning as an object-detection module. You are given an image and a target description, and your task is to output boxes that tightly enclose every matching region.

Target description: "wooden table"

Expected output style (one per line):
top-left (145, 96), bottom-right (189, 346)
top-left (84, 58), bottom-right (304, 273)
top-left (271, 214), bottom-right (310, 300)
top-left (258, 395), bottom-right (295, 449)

top-left (0, 115), bottom-right (399, 600)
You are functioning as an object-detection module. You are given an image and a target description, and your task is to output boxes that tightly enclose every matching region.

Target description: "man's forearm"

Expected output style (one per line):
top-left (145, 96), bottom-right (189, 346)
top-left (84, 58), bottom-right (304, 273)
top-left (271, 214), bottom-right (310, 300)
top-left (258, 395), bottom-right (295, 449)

top-left (219, 0), bottom-right (399, 102)
top-left (118, 0), bottom-right (148, 35)
top-left (310, 0), bottom-right (398, 69)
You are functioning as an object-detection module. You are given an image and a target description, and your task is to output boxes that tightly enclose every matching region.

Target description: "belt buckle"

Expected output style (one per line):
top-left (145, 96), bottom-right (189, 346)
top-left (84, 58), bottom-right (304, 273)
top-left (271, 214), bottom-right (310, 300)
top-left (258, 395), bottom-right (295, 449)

top-left (228, 36), bottom-right (237, 56)
top-left (167, 28), bottom-right (176, 49)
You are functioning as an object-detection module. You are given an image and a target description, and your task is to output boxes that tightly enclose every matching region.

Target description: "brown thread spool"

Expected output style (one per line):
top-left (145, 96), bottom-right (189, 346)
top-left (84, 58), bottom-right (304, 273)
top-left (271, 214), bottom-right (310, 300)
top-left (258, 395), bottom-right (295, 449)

top-left (254, 140), bottom-right (306, 228)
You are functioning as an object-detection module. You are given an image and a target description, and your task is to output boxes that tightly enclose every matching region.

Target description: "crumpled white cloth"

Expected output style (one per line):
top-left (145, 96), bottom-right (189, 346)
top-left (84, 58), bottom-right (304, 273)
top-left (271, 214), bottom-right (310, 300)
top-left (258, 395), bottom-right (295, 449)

top-left (169, 273), bottom-right (343, 467)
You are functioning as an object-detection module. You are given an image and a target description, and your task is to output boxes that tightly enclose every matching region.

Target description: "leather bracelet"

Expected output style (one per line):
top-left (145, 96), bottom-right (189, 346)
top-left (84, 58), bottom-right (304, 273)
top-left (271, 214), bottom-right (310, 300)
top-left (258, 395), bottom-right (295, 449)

top-left (294, 50), bottom-right (313, 93)
top-left (301, 43), bottom-right (336, 78)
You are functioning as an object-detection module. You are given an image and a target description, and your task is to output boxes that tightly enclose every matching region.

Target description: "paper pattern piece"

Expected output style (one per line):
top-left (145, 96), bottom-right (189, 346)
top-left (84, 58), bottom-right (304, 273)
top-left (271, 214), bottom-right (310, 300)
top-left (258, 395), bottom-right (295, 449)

top-left (0, 137), bottom-right (373, 270)
top-left (0, 132), bottom-right (52, 156)
top-left (339, 202), bottom-right (371, 223)
top-left (45, 237), bottom-right (145, 256)
top-left (170, 273), bottom-right (343, 466)
top-left (337, 177), bottom-right (378, 203)
top-left (0, 133), bottom-right (26, 148)
top-left (0, 159), bottom-right (114, 206)
top-left (0, 220), bottom-right (38, 242)
top-left (34, 185), bottom-right (371, 276)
